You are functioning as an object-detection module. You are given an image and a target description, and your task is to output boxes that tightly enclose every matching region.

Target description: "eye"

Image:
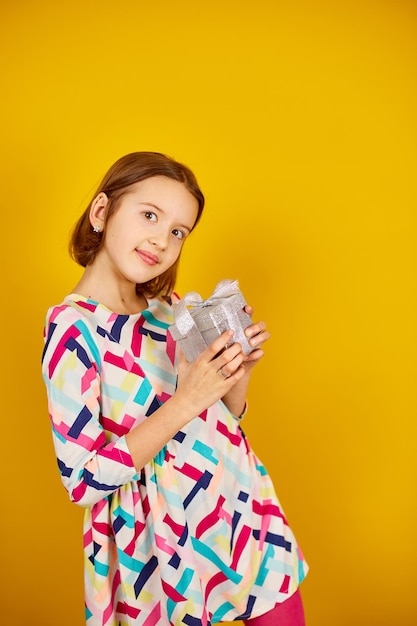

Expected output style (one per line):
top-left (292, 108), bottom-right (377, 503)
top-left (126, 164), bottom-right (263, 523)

top-left (172, 228), bottom-right (185, 240)
top-left (144, 211), bottom-right (157, 222)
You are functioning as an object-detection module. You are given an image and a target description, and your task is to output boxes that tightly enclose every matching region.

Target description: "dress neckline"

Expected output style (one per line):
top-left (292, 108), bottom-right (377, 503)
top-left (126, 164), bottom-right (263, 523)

top-left (64, 292), bottom-right (154, 318)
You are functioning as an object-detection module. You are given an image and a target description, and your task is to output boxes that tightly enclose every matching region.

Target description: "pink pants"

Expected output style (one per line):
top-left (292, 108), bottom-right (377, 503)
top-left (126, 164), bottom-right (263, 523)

top-left (243, 588), bottom-right (305, 626)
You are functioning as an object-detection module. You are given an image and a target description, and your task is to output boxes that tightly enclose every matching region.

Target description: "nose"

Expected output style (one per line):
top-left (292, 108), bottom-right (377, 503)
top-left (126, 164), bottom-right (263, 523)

top-left (148, 229), bottom-right (168, 251)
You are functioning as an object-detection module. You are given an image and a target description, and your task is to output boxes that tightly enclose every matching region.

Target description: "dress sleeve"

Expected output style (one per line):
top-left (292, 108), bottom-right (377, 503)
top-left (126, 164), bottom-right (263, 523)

top-left (41, 305), bottom-right (138, 507)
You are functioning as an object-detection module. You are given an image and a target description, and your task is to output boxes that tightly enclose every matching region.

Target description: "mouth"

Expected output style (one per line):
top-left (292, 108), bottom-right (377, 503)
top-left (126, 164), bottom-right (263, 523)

top-left (136, 249), bottom-right (159, 266)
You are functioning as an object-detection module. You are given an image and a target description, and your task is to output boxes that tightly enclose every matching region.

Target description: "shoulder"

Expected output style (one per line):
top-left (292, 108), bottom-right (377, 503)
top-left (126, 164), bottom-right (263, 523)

top-left (44, 299), bottom-right (98, 337)
top-left (42, 299), bottom-right (102, 366)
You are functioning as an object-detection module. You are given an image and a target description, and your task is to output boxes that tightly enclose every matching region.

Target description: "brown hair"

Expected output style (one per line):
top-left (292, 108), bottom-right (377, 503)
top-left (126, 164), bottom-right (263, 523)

top-left (69, 152), bottom-right (205, 298)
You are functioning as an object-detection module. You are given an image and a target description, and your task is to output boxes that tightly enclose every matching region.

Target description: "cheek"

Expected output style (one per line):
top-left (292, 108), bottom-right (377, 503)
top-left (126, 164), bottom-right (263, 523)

top-left (106, 222), bottom-right (127, 243)
top-left (168, 242), bottom-right (183, 263)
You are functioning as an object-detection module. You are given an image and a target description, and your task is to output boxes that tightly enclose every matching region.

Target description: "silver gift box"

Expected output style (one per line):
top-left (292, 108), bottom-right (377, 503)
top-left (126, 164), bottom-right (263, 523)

top-left (169, 279), bottom-right (254, 362)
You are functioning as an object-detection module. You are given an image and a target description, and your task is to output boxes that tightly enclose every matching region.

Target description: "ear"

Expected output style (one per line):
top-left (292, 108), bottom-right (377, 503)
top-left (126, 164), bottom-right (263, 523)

top-left (89, 192), bottom-right (109, 231)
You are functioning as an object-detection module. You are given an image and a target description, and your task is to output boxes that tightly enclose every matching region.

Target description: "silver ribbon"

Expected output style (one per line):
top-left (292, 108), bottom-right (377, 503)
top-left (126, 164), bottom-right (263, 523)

top-left (170, 279), bottom-right (253, 362)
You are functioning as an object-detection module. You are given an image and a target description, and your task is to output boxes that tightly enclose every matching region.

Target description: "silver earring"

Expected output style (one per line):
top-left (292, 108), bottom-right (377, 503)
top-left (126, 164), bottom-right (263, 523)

top-left (93, 224), bottom-right (101, 233)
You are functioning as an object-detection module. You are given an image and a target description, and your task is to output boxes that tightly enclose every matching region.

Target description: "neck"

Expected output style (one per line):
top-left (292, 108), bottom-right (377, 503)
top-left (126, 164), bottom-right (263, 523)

top-left (72, 265), bottom-right (149, 315)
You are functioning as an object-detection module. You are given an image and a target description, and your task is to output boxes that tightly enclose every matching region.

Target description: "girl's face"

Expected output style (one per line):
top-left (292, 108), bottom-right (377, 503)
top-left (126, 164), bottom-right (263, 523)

top-left (94, 176), bottom-right (199, 288)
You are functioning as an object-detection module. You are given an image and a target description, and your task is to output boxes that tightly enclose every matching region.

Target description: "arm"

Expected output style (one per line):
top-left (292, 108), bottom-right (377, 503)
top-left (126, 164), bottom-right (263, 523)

top-left (125, 329), bottom-right (246, 468)
top-left (42, 308), bottom-right (246, 507)
top-left (42, 310), bottom-right (137, 507)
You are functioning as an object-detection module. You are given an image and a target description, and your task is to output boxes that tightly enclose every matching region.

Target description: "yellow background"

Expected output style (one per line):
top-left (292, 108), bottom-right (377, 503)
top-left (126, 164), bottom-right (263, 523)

top-left (1, 1), bottom-right (416, 625)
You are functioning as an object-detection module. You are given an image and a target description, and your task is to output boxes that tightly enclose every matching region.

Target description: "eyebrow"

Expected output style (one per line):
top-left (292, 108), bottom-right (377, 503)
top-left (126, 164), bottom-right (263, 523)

top-left (140, 202), bottom-right (193, 233)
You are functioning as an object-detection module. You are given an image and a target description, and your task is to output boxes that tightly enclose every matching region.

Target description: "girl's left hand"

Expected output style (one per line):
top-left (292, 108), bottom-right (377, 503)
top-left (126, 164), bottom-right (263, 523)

top-left (242, 305), bottom-right (270, 370)
top-left (219, 306), bottom-right (270, 418)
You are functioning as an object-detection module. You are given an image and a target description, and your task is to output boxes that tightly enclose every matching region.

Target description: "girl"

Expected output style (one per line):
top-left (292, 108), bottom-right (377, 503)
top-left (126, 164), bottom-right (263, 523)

top-left (42, 152), bottom-right (308, 626)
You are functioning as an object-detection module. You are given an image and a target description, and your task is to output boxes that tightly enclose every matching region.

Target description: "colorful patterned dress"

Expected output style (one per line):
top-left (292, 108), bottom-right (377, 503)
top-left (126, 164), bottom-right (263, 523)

top-left (42, 294), bottom-right (308, 626)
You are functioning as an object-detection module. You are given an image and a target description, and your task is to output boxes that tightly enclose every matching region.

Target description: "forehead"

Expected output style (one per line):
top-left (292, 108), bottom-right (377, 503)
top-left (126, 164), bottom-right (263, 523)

top-left (126, 176), bottom-right (199, 223)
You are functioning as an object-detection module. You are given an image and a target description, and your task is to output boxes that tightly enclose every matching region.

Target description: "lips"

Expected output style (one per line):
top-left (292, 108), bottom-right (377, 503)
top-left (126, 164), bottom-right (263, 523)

top-left (136, 249), bottom-right (159, 266)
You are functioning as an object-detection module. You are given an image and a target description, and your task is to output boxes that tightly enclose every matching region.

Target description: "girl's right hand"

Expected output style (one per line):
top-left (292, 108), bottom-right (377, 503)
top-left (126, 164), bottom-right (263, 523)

top-left (175, 330), bottom-right (246, 420)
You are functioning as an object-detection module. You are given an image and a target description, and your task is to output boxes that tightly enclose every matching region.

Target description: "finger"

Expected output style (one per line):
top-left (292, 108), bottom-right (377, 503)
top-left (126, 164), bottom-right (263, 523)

top-left (245, 322), bottom-right (267, 345)
top-left (243, 348), bottom-right (264, 362)
top-left (217, 366), bottom-right (230, 380)
top-left (249, 330), bottom-right (270, 350)
top-left (215, 341), bottom-right (243, 368)
top-left (244, 304), bottom-right (254, 316)
top-left (245, 320), bottom-right (266, 336)
top-left (203, 329), bottom-right (234, 362)
top-left (216, 344), bottom-right (245, 377)
top-left (218, 358), bottom-right (246, 381)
